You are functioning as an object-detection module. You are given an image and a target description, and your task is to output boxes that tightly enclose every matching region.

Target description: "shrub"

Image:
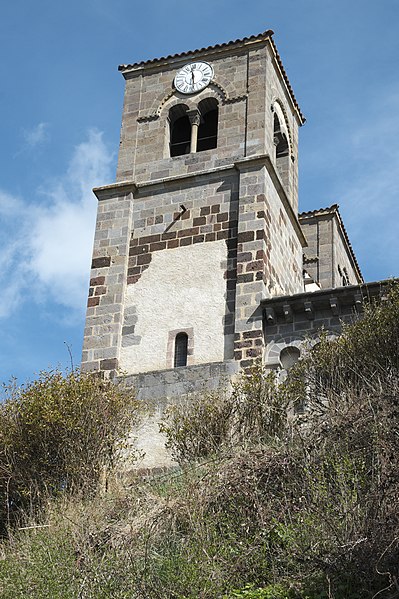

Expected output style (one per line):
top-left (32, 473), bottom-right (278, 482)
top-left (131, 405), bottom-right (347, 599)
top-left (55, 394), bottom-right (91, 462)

top-left (291, 282), bottom-right (399, 405)
top-left (0, 370), bottom-right (138, 533)
top-left (159, 391), bottom-right (234, 463)
top-left (1, 285), bottom-right (398, 597)
top-left (0, 492), bottom-right (142, 599)
top-left (156, 283), bottom-right (399, 598)
top-left (160, 367), bottom-right (288, 464)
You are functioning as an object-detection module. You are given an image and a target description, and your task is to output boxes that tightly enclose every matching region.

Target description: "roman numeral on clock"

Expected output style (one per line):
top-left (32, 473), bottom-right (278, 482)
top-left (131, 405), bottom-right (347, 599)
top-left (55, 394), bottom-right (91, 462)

top-left (174, 61), bottom-right (214, 94)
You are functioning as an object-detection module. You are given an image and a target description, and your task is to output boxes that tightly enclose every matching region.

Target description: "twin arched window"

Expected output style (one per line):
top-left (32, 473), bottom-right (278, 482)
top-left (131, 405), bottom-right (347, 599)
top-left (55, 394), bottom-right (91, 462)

top-left (169, 98), bottom-right (218, 157)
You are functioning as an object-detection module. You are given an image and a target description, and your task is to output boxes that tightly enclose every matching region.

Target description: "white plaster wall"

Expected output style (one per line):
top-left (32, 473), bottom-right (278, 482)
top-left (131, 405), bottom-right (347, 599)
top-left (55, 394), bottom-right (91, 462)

top-left (127, 408), bottom-right (177, 470)
top-left (119, 241), bottom-right (228, 374)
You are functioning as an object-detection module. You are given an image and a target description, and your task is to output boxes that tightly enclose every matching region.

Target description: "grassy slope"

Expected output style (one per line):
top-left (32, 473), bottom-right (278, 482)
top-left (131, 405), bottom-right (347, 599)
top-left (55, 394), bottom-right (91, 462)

top-left (1, 284), bottom-right (398, 598)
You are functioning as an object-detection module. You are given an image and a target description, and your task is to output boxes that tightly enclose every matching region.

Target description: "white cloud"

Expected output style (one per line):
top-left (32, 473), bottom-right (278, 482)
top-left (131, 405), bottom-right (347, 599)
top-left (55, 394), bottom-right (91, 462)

top-left (0, 190), bottom-right (25, 216)
top-left (0, 129), bottom-right (114, 319)
top-left (22, 122), bottom-right (50, 148)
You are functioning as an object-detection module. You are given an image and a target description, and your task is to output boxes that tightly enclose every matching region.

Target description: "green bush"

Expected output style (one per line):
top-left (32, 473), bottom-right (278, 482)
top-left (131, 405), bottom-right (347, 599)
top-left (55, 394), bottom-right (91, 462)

top-left (0, 370), bottom-right (138, 533)
top-left (291, 281), bottom-right (399, 404)
top-left (159, 390), bottom-right (234, 463)
top-left (0, 500), bottom-right (141, 599)
top-left (160, 367), bottom-right (288, 464)
top-left (0, 527), bottom-right (80, 599)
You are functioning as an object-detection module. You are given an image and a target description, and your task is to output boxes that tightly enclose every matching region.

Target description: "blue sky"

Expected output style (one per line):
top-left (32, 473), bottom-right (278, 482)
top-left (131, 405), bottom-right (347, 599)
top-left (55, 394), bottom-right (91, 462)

top-left (1, 0), bottom-right (398, 384)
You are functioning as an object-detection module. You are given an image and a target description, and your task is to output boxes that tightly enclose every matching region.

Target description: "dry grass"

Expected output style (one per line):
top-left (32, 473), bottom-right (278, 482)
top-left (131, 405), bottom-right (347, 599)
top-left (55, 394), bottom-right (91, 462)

top-left (1, 284), bottom-right (398, 598)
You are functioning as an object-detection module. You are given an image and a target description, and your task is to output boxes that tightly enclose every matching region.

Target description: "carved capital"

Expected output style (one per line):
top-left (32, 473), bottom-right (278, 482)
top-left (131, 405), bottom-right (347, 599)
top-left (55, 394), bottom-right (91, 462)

top-left (187, 109), bottom-right (201, 127)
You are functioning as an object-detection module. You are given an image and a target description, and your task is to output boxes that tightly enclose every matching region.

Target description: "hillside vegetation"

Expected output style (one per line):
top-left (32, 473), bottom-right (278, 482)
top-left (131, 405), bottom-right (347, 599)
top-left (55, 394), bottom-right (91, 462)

top-left (0, 284), bottom-right (398, 598)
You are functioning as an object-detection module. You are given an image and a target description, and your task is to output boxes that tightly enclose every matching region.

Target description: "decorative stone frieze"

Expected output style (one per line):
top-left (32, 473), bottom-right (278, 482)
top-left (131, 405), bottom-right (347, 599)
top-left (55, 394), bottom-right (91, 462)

top-left (262, 282), bottom-right (389, 369)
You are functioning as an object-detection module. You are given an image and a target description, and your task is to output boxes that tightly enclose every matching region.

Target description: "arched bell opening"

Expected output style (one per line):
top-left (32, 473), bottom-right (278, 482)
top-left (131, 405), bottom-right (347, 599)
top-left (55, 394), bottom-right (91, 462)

top-left (273, 113), bottom-right (290, 190)
top-left (197, 98), bottom-right (218, 152)
top-left (169, 104), bottom-right (191, 157)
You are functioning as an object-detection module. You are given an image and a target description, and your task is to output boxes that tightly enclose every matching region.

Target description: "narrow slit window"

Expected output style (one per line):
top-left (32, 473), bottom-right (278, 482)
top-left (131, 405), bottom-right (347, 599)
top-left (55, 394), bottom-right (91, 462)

top-left (174, 332), bottom-right (188, 367)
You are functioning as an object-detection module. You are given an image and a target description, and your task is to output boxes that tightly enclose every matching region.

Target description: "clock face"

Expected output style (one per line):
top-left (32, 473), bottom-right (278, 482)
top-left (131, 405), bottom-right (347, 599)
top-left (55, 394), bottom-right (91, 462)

top-left (174, 62), bottom-right (214, 95)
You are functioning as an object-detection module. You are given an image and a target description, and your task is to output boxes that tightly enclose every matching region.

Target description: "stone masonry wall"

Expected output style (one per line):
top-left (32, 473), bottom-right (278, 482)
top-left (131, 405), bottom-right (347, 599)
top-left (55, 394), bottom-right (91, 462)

top-left (233, 156), bottom-right (305, 373)
top-left (265, 44), bottom-right (300, 212)
top-left (117, 39), bottom-right (301, 208)
top-left (301, 215), bottom-right (334, 288)
top-left (333, 218), bottom-right (361, 286)
top-left (118, 170), bottom-right (238, 374)
top-left (265, 301), bottom-right (356, 368)
top-left (82, 183), bottom-right (135, 376)
top-left (120, 360), bottom-right (239, 470)
top-left (82, 157), bottom-right (305, 378)
top-left (300, 211), bottom-right (362, 289)
top-left (263, 284), bottom-right (383, 369)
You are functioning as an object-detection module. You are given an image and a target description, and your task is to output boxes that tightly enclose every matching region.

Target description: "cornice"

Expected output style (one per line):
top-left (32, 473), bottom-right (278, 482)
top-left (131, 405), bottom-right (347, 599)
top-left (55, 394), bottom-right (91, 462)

top-left (261, 280), bottom-right (391, 324)
top-left (119, 30), bottom-right (275, 73)
top-left (93, 181), bottom-right (136, 200)
top-left (93, 155), bottom-right (306, 248)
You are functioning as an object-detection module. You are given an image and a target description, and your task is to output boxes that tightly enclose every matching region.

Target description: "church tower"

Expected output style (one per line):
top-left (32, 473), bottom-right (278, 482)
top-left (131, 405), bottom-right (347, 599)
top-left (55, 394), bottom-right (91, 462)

top-left (81, 31), bottom-right (307, 393)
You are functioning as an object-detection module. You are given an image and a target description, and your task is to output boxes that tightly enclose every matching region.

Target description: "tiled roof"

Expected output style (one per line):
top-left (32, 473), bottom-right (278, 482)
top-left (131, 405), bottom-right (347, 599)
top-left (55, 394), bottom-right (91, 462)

top-left (299, 204), bottom-right (339, 218)
top-left (118, 30), bottom-right (305, 123)
top-left (299, 204), bottom-right (363, 282)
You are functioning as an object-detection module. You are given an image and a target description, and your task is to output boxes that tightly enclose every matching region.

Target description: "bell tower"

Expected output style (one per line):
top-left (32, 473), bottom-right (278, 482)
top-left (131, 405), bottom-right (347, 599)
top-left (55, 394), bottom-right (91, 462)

top-left (82, 31), bottom-right (306, 392)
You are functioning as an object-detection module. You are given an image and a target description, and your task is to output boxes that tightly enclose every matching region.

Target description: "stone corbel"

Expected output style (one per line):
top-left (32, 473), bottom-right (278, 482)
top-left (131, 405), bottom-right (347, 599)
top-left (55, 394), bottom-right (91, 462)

top-left (304, 300), bottom-right (314, 320)
top-left (283, 304), bottom-right (293, 322)
top-left (265, 307), bottom-right (276, 325)
top-left (354, 293), bottom-right (363, 309)
top-left (303, 254), bottom-right (319, 264)
top-left (329, 297), bottom-right (339, 316)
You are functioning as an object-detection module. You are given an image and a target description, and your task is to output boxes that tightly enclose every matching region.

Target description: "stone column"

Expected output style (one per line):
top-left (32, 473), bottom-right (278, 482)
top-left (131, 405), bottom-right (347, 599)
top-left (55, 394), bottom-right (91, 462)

top-left (187, 109), bottom-right (201, 153)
